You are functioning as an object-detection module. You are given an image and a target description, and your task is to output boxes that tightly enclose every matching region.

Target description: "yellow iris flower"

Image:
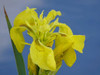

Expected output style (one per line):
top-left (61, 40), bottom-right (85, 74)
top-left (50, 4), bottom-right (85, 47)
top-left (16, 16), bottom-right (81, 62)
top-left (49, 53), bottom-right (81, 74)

top-left (10, 7), bottom-right (85, 73)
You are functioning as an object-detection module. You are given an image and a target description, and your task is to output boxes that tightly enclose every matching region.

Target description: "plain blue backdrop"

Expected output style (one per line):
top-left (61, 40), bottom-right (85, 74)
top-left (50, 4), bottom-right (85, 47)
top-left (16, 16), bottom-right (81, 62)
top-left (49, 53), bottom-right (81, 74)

top-left (0, 0), bottom-right (100, 75)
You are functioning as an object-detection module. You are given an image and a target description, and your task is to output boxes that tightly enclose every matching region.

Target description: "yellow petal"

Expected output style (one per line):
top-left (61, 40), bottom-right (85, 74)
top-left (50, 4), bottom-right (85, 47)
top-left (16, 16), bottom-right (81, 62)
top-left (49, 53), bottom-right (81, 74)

top-left (39, 24), bottom-right (50, 32)
top-left (50, 18), bottom-right (59, 27)
top-left (10, 27), bottom-right (26, 53)
top-left (28, 54), bottom-right (37, 75)
top-left (54, 35), bottom-right (73, 57)
top-left (72, 35), bottom-right (85, 53)
top-left (30, 40), bottom-right (56, 71)
top-left (49, 18), bottom-right (59, 32)
top-left (14, 7), bottom-right (38, 27)
top-left (45, 10), bottom-right (61, 24)
top-left (63, 48), bottom-right (76, 67)
top-left (44, 33), bottom-right (56, 47)
top-left (59, 23), bottom-right (73, 35)
top-left (40, 10), bottom-right (44, 20)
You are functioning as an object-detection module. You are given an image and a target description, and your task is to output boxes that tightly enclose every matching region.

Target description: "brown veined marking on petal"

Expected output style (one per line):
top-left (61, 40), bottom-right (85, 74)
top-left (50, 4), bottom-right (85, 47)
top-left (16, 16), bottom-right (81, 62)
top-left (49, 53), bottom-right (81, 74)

top-left (60, 33), bottom-right (67, 37)
top-left (52, 32), bottom-right (67, 38)
top-left (20, 24), bottom-right (37, 39)
top-left (20, 25), bottom-right (33, 32)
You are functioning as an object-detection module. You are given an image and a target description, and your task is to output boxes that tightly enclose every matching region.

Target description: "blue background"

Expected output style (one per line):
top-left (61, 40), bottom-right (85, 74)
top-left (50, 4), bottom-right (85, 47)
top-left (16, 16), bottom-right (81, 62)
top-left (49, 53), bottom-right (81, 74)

top-left (0, 0), bottom-right (100, 75)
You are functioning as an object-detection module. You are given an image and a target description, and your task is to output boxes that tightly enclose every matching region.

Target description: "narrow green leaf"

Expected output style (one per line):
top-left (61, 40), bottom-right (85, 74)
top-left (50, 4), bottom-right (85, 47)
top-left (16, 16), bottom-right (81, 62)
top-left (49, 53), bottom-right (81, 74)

top-left (4, 7), bottom-right (26, 75)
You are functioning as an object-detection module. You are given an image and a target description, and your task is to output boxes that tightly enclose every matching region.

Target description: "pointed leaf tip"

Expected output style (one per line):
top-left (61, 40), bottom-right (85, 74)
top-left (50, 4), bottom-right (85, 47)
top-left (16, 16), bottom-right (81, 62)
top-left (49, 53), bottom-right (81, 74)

top-left (3, 6), bottom-right (8, 18)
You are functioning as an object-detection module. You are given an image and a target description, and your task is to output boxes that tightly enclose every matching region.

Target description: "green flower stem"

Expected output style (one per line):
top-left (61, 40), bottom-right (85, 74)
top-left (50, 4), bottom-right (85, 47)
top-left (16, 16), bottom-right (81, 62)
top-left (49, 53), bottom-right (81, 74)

top-left (4, 7), bottom-right (26, 75)
top-left (39, 69), bottom-right (56, 75)
top-left (29, 69), bottom-right (33, 75)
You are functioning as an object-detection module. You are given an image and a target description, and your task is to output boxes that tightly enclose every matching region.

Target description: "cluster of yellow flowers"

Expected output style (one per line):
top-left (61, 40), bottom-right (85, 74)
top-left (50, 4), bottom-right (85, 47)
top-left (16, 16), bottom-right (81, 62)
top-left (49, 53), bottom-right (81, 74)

top-left (10, 7), bottom-right (85, 74)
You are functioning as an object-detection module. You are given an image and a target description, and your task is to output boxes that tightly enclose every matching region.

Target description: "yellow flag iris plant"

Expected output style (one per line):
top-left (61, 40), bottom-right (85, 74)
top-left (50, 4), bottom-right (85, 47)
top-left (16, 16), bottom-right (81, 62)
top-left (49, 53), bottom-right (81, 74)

top-left (10, 7), bottom-right (85, 75)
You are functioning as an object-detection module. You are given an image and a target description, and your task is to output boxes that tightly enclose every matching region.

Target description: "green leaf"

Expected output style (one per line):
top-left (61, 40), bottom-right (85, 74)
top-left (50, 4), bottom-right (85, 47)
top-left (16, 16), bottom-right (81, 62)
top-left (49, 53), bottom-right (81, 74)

top-left (4, 7), bottom-right (26, 75)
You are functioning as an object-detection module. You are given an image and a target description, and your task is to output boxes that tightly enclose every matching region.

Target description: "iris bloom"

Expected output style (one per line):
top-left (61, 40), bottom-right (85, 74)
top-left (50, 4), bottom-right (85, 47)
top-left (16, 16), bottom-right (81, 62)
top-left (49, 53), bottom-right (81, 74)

top-left (10, 7), bottom-right (85, 73)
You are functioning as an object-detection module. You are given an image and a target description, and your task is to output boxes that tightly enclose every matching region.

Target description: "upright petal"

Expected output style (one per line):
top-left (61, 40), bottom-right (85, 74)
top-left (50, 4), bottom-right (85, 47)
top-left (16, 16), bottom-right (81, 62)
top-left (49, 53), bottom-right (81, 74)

top-left (59, 23), bottom-right (73, 35)
top-left (10, 27), bottom-right (26, 53)
top-left (30, 40), bottom-right (56, 71)
top-left (45, 10), bottom-right (61, 24)
top-left (71, 35), bottom-right (85, 53)
top-left (63, 48), bottom-right (76, 67)
top-left (49, 18), bottom-right (59, 32)
top-left (39, 10), bottom-right (44, 20)
top-left (14, 7), bottom-right (38, 27)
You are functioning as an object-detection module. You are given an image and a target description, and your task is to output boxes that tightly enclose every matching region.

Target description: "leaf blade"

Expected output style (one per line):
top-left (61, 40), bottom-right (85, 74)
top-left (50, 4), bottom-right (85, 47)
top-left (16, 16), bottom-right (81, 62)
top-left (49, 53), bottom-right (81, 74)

top-left (4, 7), bottom-right (26, 75)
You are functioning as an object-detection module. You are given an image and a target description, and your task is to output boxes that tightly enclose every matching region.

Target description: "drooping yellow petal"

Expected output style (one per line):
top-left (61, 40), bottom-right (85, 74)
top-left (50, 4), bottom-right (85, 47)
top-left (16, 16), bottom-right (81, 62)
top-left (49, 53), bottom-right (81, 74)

top-left (30, 40), bottom-right (56, 71)
top-left (54, 35), bottom-right (73, 57)
top-left (45, 10), bottom-right (61, 24)
top-left (63, 48), bottom-right (76, 67)
top-left (10, 27), bottom-right (26, 53)
top-left (28, 54), bottom-right (37, 75)
top-left (14, 7), bottom-right (38, 27)
top-left (71, 35), bottom-right (85, 53)
top-left (59, 23), bottom-right (73, 35)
